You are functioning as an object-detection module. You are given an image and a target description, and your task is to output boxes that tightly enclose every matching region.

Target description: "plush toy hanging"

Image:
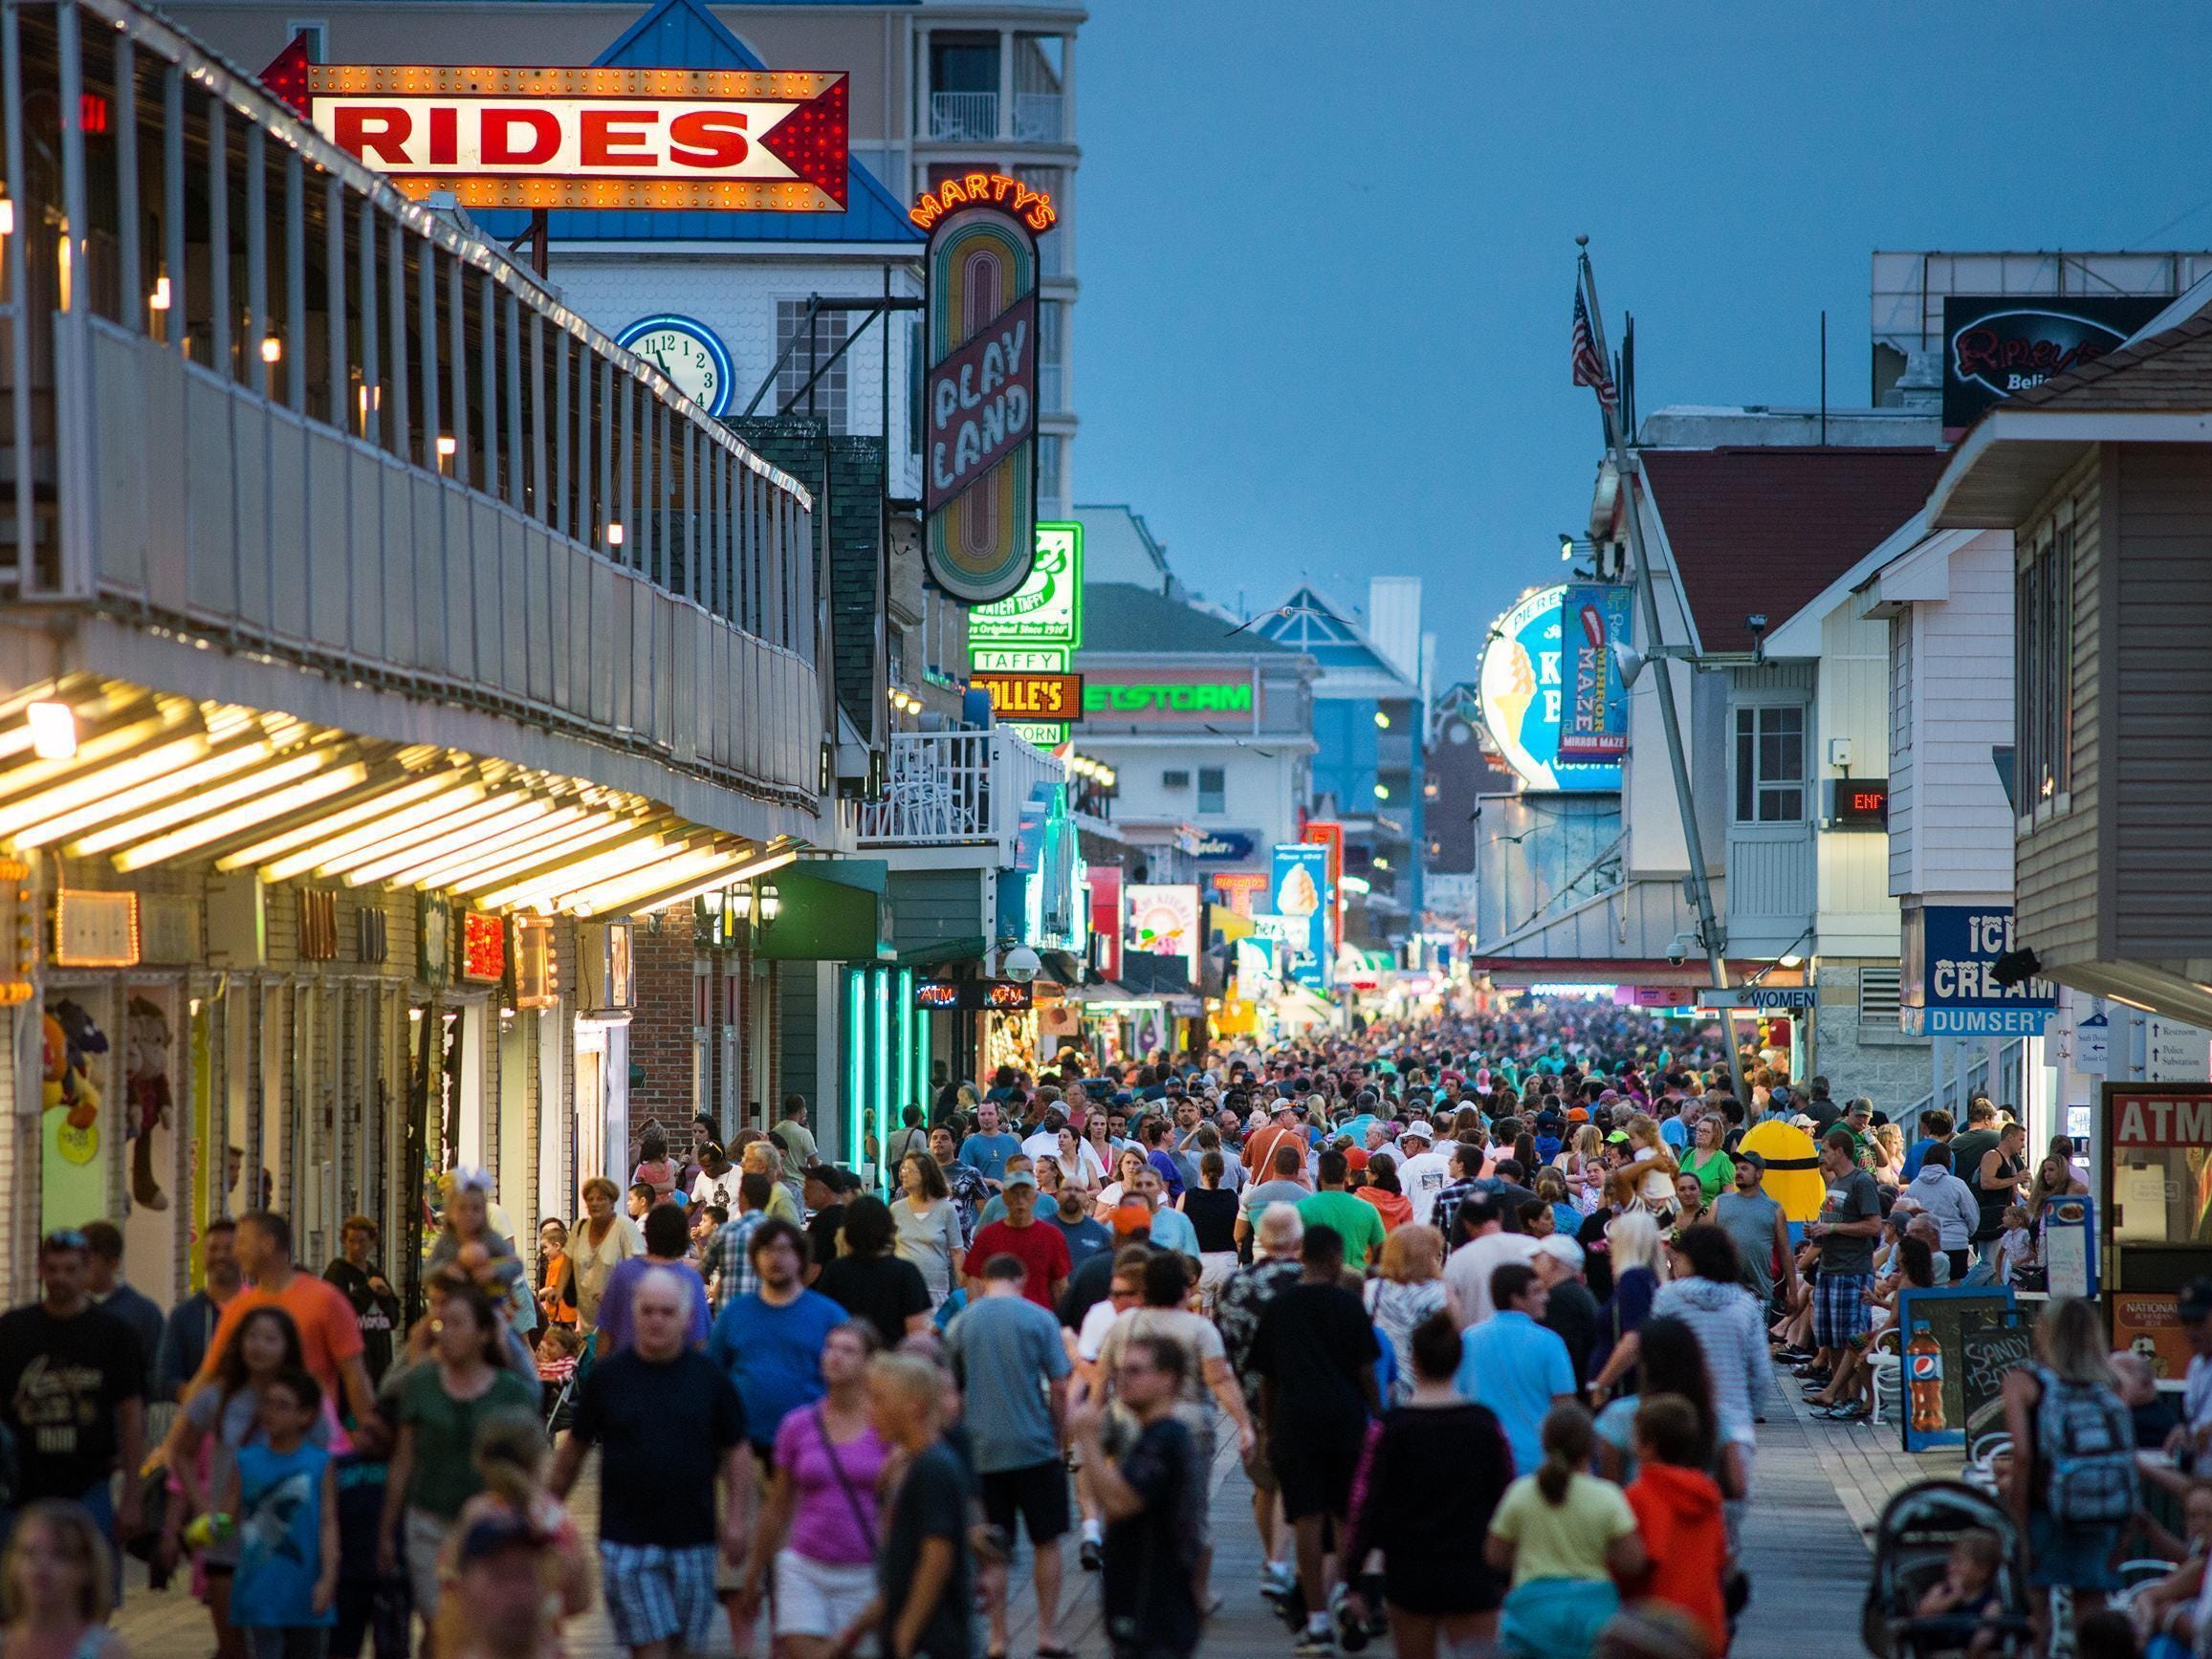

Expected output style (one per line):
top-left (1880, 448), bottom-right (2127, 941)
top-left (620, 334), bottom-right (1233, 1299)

top-left (125, 995), bottom-right (172, 1211)
top-left (42, 998), bottom-right (109, 1169)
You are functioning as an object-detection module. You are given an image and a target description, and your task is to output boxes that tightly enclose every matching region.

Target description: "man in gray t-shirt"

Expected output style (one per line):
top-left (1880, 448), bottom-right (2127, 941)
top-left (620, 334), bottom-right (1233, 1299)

top-left (1711, 1151), bottom-right (1795, 1305)
top-left (1234, 1141), bottom-right (1311, 1253)
top-left (1807, 1128), bottom-right (1885, 1366)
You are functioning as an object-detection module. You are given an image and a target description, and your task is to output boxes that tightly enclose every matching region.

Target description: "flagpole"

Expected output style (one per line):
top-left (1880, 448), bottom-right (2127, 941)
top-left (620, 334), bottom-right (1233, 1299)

top-left (1575, 237), bottom-right (1751, 1112)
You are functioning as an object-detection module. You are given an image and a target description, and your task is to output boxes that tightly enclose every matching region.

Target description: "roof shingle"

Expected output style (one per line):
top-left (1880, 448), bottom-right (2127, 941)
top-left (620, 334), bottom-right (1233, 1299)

top-left (1637, 447), bottom-right (1950, 654)
top-left (2003, 309), bottom-right (2212, 413)
top-left (1079, 584), bottom-right (1294, 656)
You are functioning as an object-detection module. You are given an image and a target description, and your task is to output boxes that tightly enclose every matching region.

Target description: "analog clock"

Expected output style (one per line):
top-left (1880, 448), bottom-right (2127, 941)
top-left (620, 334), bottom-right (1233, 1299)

top-left (616, 315), bottom-right (734, 418)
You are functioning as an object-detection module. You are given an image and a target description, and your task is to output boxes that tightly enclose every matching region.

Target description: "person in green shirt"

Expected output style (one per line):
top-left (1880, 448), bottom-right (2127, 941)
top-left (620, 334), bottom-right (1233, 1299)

top-left (1678, 1112), bottom-right (1736, 1202)
top-left (1297, 1149), bottom-right (1388, 1274)
top-left (1840, 1099), bottom-right (1878, 1171)
top-left (379, 1280), bottom-right (540, 1626)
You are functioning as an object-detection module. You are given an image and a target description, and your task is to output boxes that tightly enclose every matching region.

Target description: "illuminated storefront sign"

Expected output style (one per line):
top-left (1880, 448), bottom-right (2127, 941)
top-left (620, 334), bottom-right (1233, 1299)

top-left (1082, 678), bottom-right (1257, 724)
top-left (1302, 821), bottom-right (1344, 954)
top-left (54, 889), bottom-right (138, 968)
top-left (1478, 583), bottom-right (1622, 793)
top-left (969, 523), bottom-right (1084, 662)
top-left (920, 183), bottom-right (1041, 603)
top-left (457, 910), bottom-right (506, 984)
top-left (972, 672), bottom-right (1083, 721)
top-left (269, 54), bottom-right (851, 212)
top-left (1558, 583), bottom-right (1633, 764)
top-left (1209, 871), bottom-right (1270, 916)
top-left (1899, 905), bottom-right (2056, 1037)
top-left (1127, 884), bottom-right (1199, 977)
top-left (1269, 844), bottom-right (1329, 962)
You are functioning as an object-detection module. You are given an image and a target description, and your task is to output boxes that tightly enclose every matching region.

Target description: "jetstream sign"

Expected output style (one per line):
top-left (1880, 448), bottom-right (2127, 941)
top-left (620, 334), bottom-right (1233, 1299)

top-left (1084, 684), bottom-right (1253, 715)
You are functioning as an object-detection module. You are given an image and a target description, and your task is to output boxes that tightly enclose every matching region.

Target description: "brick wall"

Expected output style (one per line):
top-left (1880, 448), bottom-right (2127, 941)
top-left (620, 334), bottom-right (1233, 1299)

top-left (626, 913), bottom-right (697, 1162)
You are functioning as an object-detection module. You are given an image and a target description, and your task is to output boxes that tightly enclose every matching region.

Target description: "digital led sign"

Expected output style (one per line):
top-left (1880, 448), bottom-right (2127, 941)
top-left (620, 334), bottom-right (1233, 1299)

top-left (1477, 583), bottom-right (1621, 793)
top-left (1823, 779), bottom-right (1891, 830)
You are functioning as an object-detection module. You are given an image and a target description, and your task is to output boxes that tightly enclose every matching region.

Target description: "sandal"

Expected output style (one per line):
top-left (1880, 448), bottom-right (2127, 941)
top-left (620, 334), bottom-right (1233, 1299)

top-left (1039, 1646), bottom-right (1080, 1659)
top-left (1822, 1404), bottom-right (1870, 1422)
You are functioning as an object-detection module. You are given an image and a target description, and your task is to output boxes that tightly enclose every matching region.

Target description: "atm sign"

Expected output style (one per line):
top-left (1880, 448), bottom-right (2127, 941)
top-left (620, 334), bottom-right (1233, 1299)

top-left (973, 672), bottom-right (1083, 720)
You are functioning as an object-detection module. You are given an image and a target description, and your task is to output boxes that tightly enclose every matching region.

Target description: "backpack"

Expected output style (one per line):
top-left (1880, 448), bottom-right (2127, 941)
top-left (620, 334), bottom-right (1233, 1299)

top-left (2033, 1364), bottom-right (2138, 1525)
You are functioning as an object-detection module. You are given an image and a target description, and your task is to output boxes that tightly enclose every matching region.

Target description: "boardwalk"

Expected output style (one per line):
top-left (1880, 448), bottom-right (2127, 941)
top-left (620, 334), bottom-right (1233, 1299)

top-left (111, 1357), bottom-right (1957, 1658)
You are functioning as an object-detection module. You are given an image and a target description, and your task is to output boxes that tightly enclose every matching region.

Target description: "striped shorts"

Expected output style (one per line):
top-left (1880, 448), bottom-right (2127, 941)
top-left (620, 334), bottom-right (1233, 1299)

top-left (1812, 1270), bottom-right (1874, 1350)
top-left (599, 1539), bottom-right (721, 1651)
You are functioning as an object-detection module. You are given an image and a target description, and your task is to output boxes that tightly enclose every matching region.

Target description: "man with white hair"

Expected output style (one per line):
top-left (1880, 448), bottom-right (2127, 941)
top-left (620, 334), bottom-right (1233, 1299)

top-left (1393, 1122), bottom-right (1451, 1227)
top-left (552, 1266), bottom-right (752, 1659)
top-left (1215, 1204), bottom-right (1304, 1596)
top-left (1532, 1233), bottom-right (1602, 1387)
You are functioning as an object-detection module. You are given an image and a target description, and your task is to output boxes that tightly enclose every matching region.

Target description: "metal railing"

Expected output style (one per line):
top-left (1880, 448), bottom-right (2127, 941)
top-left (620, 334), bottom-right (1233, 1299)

top-left (857, 730), bottom-right (1065, 858)
top-left (929, 92), bottom-right (999, 142)
top-left (1013, 93), bottom-right (1064, 142)
top-left (1891, 1037), bottom-right (2026, 1140)
top-left (2, 0), bottom-right (828, 809)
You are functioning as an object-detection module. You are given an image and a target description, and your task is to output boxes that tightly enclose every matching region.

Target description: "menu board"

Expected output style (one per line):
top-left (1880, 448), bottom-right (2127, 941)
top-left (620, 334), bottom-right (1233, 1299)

top-left (1959, 1314), bottom-right (2035, 1458)
top-left (1897, 1286), bottom-right (2019, 1453)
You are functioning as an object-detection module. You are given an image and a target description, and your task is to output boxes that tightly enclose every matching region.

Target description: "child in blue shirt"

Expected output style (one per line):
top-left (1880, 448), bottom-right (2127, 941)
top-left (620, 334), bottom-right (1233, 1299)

top-left (224, 1366), bottom-right (339, 1659)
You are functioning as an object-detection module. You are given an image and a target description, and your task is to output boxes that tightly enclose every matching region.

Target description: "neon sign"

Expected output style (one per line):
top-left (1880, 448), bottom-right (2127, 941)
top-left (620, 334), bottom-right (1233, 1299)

top-left (910, 172), bottom-right (1058, 233)
top-left (458, 911), bottom-right (506, 985)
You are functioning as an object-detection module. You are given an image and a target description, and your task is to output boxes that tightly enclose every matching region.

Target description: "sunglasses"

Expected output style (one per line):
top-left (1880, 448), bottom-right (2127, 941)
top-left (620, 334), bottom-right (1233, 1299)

top-left (40, 1229), bottom-right (88, 1252)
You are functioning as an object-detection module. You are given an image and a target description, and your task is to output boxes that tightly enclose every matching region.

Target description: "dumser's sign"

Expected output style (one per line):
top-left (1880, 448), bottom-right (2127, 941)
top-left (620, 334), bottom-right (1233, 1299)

top-left (917, 175), bottom-right (1045, 604)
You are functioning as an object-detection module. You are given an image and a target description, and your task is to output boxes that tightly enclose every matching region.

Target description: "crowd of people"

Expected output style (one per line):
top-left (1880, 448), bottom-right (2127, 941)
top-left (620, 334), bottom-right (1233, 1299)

top-left (0, 1008), bottom-right (2185, 1659)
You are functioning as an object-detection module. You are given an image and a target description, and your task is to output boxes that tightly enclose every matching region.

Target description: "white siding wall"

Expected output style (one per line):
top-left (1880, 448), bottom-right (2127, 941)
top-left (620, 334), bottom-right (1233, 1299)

top-left (1815, 607), bottom-right (1900, 957)
top-left (550, 254), bottom-right (924, 499)
top-left (1079, 738), bottom-right (1304, 869)
top-left (1624, 487), bottom-right (1711, 880)
top-left (1887, 610), bottom-right (1915, 893)
top-left (1907, 531), bottom-right (2017, 903)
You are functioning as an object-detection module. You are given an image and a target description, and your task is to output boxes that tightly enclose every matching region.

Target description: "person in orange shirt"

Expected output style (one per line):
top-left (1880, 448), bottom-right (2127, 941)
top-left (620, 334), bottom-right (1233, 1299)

top-left (1239, 1099), bottom-right (1308, 1181)
top-left (1621, 1393), bottom-right (1731, 1655)
top-left (193, 1211), bottom-right (378, 1433)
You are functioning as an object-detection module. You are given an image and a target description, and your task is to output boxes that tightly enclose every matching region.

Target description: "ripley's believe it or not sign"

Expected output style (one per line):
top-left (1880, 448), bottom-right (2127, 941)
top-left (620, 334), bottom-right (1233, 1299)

top-left (1478, 583), bottom-right (1623, 792)
top-left (916, 175), bottom-right (1056, 604)
top-left (264, 44), bottom-right (850, 212)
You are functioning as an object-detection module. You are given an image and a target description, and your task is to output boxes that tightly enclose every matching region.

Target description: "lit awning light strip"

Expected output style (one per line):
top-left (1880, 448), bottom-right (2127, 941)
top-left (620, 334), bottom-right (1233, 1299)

top-left (390, 805), bottom-right (594, 891)
top-left (343, 797), bottom-right (558, 887)
top-left (111, 764), bottom-right (371, 871)
top-left (258, 783), bottom-right (491, 883)
top-left (0, 709), bottom-right (191, 806)
top-left (598, 847), bottom-right (799, 918)
top-left (446, 815), bottom-right (644, 895)
top-left (475, 832), bottom-right (677, 913)
top-left (562, 845), bottom-right (740, 916)
top-left (0, 731), bottom-right (212, 834)
top-left (68, 751), bottom-right (339, 857)
top-left (313, 793), bottom-right (523, 880)
top-left (214, 771), bottom-right (466, 871)
top-left (11, 740), bottom-right (281, 848)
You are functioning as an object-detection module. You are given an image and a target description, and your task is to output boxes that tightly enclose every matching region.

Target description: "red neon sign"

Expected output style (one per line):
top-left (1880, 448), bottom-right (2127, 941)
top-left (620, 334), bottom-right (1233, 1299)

top-left (909, 171), bottom-right (1057, 234)
top-left (458, 911), bottom-right (506, 985)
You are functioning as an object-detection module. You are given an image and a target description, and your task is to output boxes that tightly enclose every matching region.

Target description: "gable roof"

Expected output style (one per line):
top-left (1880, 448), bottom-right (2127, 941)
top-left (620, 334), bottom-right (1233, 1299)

top-left (1078, 584), bottom-right (1294, 656)
top-left (1636, 447), bottom-right (1950, 655)
top-left (2002, 306), bottom-right (2212, 413)
top-left (1250, 584), bottom-right (1415, 690)
top-left (477, 0), bottom-right (921, 249)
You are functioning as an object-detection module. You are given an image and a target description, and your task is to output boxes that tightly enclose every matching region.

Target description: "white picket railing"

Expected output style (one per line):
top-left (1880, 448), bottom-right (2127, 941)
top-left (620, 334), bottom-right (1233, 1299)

top-left (857, 730), bottom-right (1064, 859)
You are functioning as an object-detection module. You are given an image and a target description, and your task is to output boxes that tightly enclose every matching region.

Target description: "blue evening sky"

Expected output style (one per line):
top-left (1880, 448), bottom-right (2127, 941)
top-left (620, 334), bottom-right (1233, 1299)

top-left (1072, 1), bottom-right (2212, 685)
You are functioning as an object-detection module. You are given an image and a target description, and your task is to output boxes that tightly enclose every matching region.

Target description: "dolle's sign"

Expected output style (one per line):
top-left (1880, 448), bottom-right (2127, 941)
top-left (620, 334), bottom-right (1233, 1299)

top-left (264, 47), bottom-right (850, 212)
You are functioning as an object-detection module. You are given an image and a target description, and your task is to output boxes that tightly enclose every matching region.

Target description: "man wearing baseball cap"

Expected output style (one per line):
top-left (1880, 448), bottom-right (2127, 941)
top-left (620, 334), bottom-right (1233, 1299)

top-left (1240, 1098), bottom-right (1306, 1184)
top-left (1394, 1122), bottom-right (1452, 1228)
top-left (2169, 1278), bottom-right (2212, 1470)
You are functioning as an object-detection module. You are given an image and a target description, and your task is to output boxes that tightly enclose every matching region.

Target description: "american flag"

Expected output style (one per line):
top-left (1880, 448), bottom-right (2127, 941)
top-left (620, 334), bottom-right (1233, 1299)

top-left (1572, 287), bottom-right (1617, 409)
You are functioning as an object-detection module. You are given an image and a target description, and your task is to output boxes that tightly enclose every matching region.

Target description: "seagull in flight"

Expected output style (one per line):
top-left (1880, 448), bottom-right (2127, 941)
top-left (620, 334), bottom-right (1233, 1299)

top-left (1224, 600), bottom-right (1331, 639)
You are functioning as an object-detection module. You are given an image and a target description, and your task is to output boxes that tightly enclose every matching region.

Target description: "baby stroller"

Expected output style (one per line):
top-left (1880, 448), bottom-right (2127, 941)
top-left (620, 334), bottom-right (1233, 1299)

top-left (1862, 1480), bottom-right (2035, 1657)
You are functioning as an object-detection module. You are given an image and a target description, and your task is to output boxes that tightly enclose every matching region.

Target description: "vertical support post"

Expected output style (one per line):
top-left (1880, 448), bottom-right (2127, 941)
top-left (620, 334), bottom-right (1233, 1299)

top-left (283, 152), bottom-right (305, 413)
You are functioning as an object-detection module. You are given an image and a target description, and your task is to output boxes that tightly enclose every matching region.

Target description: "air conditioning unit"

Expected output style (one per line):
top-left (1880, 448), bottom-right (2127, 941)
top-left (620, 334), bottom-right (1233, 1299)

top-left (1162, 770), bottom-right (1191, 789)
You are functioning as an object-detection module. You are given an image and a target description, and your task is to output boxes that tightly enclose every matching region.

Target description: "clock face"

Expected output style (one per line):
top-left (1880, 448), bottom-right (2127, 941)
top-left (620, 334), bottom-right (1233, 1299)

top-left (616, 316), bottom-right (733, 417)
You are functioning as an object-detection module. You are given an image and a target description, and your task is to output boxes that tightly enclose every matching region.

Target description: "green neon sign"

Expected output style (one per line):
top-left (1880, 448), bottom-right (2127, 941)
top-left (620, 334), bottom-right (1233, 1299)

top-left (967, 522), bottom-right (1084, 653)
top-left (1084, 683), bottom-right (1254, 714)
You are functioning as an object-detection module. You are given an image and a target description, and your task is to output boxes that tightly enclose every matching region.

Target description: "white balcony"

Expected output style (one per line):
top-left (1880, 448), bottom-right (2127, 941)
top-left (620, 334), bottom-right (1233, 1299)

top-left (858, 730), bottom-right (1065, 862)
top-left (930, 91), bottom-right (999, 142)
top-left (1013, 92), bottom-right (1065, 142)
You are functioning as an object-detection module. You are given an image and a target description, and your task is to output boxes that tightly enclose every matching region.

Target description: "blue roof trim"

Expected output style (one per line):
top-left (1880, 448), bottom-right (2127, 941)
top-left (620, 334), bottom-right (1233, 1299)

top-left (479, 0), bottom-right (923, 248)
top-left (1254, 584), bottom-right (1405, 678)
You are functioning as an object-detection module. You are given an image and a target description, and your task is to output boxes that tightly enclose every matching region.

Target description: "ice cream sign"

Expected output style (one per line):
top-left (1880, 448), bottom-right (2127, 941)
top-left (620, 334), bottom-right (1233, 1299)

top-left (1269, 843), bottom-right (1330, 959)
top-left (1477, 583), bottom-right (1622, 793)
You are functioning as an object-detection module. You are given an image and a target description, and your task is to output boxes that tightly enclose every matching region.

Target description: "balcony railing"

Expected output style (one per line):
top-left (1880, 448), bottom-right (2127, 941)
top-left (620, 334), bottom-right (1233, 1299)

top-left (930, 91), bottom-right (999, 142)
top-left (1013, 93), bottom-right (1065, 142)
top-left (858, 730), bottom-right (1065, 858)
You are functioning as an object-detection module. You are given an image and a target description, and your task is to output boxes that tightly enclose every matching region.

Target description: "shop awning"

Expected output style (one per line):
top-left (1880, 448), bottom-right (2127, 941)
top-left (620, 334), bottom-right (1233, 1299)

top-left (756, 860), bottom-right (893, 963)
top-left (0, 675), bottom-right (802, 916)
top-left (895, 935), bottom-right (987, 969)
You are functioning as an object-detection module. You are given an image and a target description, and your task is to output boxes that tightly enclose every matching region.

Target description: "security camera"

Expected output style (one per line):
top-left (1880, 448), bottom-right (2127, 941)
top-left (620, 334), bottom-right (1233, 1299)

top-left (1746, 614), bottom-right (1768, 634)
top-left (1667, 930), bottom-right (1697, 968)
top-left (1002, 945), bottom-right (1042, 984)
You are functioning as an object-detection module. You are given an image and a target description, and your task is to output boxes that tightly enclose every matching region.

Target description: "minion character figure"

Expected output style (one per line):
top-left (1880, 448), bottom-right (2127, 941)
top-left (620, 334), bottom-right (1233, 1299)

top-left (1737, 1116), bottom-right (1826, 1223)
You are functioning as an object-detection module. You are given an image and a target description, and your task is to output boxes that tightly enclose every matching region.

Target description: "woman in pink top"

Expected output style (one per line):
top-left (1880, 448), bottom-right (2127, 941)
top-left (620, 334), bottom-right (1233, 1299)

top-left (738, 1321), bottom-right (890, 1659)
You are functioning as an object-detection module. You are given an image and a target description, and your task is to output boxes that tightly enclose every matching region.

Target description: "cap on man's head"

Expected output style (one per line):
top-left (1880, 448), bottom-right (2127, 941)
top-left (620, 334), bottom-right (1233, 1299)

top-left (1112, 1200), bottom-right (1153, 1236)
top-left (1535, 1234), bottom-right (1585, 1272)
top-left (1401, 1122), bottom-right (1435, 1145)
top-left (1735, 1149), bottom-right (1767, 1173)
top-left (1002, 1169), bottom-right (1038, 1190)
top-left (1846, 1098), bottom-right (1873, 1119)
top-left (2180, 1278), bottom-right (2212, 1321)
